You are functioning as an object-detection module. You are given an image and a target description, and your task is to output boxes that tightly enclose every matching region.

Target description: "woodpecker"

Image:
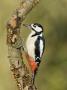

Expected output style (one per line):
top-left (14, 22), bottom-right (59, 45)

top-left (23, 23), bottom-right (45, 76)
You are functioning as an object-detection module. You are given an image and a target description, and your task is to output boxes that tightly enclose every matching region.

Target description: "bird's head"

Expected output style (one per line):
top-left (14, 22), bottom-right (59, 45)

top-left (23, 23), bottom-right (43, 33)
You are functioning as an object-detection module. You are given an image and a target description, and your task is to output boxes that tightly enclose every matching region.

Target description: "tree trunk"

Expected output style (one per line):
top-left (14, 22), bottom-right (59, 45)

top-left (6, 0), bottom-right (40, 90)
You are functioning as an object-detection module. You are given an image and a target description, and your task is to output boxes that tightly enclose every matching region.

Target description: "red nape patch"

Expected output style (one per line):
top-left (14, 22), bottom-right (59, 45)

top-left (28, 56), bottom-right (37, 73)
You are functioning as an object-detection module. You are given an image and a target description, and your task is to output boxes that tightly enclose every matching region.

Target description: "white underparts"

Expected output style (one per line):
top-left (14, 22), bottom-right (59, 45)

top-left (26, 31), bottom-right (37, 60)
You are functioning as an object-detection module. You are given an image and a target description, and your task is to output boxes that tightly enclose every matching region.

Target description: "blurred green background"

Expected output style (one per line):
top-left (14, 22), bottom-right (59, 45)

top-left (0, 0), bottom-right (67, 90)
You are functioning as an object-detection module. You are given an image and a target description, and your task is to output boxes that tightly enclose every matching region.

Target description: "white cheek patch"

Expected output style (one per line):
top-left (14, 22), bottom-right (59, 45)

top-left (31, 24), bottom-right (42, 32)
top-left (35, 27), bottom-right (42, 32)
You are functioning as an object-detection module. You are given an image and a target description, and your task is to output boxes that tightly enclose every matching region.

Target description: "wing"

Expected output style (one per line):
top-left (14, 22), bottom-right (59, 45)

top-left (40, 35), bottom-right (45, 57)
top-left (35, 36), bottom-right (45, 64)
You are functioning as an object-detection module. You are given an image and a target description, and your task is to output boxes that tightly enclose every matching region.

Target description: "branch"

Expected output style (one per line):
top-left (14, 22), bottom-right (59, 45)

top-left (6, 0), bottom-right (40, 90)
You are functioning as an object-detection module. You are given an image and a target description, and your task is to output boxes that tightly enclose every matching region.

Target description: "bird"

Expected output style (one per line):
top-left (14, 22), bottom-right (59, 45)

top-left (23, 23), bottom-right (45, 77)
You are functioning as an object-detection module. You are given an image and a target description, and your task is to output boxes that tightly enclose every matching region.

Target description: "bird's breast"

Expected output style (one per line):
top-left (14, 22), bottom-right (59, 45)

top-left (26, 35), bottom-right (37, 60)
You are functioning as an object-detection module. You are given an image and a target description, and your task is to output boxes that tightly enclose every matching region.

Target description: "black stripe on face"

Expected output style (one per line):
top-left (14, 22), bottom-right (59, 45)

top-left (31, 31), bottom-right (43, 37)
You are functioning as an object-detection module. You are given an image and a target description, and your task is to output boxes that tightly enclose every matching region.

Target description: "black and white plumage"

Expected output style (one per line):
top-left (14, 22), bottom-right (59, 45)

top-left (23, 23), bottom-right (45, 73)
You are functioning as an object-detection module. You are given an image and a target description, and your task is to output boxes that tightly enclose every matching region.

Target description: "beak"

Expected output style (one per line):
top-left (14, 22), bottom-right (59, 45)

top-left (23, 24), bottom-right (31, 29)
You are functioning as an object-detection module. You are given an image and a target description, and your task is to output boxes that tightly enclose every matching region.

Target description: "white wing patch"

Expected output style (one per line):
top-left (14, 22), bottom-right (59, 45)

top-left (40, 39), bottom-right (43, 57)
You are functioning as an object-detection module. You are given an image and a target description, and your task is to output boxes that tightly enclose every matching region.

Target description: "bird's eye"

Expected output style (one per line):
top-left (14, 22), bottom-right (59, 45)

top-left (33, 25), bottom-right (36, 28)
